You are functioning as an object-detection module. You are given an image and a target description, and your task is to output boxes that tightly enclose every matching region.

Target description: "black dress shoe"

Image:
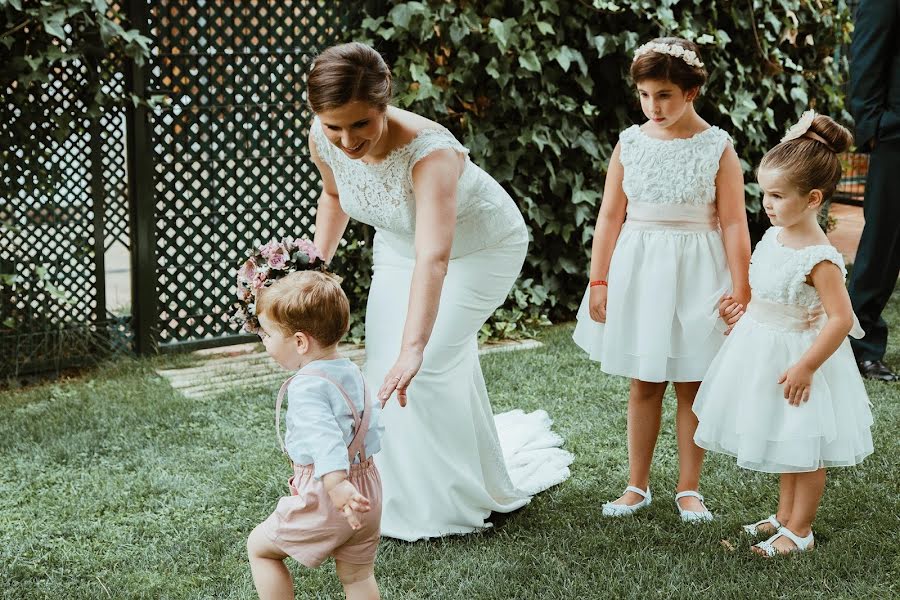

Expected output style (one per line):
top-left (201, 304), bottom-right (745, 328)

top-left (857, 359), bottom-right (899, 382)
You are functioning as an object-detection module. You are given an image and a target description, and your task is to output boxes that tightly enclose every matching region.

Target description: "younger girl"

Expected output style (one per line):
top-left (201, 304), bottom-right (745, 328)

top-left (693, 112), bottom-right (874, 556)
top-left (247, 271), bottom-right (383, 599)
top-left (573, 37), bottom-right (751, 521)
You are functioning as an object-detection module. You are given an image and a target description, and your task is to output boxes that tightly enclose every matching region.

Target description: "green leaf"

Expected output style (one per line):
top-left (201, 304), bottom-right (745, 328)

top-left (488, 18), bottom-right (514, 51)
top-left (553, 46), bottom-right (587, 75)
top-left (361, 16), bottom-right (385, 31)
top-left (790, 86), bottom-right (809, 106)
top-left (518, 51), bottom-right (541, 73)
top-left (536, 21), bottom-right (554, 35)
top-left (43, 281), bottom-right (72, 303)
top-left (593, 35), bottom-right (611, 58)
top-left (539, 0), bottom-right (559, 14)
top-left (449, 21), bottom-right (468, 44)
top-left (389, 2), bottom-right (426, 30)
top-left (44, 21), bottom-right (66, 40)
top-left (24, 55), bottom-right (42, 71)
top-left (410, 61), bottom-right (429, 83)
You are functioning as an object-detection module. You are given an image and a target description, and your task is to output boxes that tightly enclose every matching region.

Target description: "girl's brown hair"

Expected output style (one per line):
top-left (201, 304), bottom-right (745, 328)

top-left (306, 42), bottom-right (392, 113)
top-left (759, 115), bottom-right (854, 203)
top-left (630, 37), bottom-right (708, 91)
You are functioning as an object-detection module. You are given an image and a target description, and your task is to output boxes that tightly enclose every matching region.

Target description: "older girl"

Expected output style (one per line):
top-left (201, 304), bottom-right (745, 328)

top-left (573, 37), bottom-right (751, 522)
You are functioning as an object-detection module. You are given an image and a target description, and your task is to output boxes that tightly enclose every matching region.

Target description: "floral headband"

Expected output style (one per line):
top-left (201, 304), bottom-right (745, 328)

top-left (633, 42), bottom-right (704, 69)
top-left (231, 237), bottom-right (326, 334)
top-left (781, 110), bottom-right (834, 151)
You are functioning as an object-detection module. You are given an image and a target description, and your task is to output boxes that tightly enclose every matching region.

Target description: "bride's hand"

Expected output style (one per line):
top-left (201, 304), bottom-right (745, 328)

top-left (378, 348), bottom-right (423, 407)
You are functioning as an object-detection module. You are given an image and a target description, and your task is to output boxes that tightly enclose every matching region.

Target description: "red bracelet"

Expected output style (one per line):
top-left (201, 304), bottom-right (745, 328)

top-left (590, 280), bottom-right (608, 287)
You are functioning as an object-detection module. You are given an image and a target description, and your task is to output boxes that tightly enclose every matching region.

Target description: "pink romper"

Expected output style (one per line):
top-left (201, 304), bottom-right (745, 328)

top-left (259, 369), bottom-right (382, 567)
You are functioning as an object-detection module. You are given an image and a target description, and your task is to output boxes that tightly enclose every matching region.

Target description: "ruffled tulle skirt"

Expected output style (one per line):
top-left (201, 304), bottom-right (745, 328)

top-left (693, 314), bottom-right (874, 473)
top-left (572, 226), bottom-right (730, 382)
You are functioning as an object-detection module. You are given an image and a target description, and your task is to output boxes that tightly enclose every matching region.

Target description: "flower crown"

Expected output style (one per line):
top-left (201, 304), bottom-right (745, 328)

top-left (633, 42), bottom-right (705, 69)
top-left (230, 237), bottom-right (326, 334)
top-left (780, 110), bottom-right (834, 151)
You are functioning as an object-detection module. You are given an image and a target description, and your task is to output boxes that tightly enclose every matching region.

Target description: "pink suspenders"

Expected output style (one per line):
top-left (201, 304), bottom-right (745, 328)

top-left (274, 369), bottom-right (372, 464)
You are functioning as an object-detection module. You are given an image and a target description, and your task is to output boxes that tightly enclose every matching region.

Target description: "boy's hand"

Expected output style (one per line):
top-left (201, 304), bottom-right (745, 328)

top-left (328, 479), bottom-right (371, 530)
top-left (718, 294), bottom-right (744, 335)
top-left (777, 363), bottom-right (814, 406)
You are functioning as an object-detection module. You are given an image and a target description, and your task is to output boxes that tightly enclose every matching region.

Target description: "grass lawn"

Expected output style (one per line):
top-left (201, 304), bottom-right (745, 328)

top-left (2, 307), bottom-right (898, 599)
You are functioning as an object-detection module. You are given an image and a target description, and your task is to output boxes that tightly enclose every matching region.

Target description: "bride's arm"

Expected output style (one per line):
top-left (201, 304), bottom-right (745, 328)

top-left (377, 148), bottom-right (461, 406)
top-left (309, 129), bottom-right (350, 263)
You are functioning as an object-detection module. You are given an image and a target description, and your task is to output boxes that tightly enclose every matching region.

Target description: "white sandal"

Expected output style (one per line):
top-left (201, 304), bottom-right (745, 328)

top-left (602, 485), bottom-right (651, 517)
top-left (674, 490), bottom-right (713, 523)
top-left (743, 514), bottom-right (782, 536)
top-left (752, 526), bottom-right (814, 557)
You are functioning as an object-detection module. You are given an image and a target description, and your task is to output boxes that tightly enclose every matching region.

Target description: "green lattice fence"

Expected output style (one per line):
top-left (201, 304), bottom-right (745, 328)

top-left (2, 0), bottom-right (363, 378)
top-left (128, 0), bottom-right (361, 354)
top-left (1, 13), bottom-right (134, 380)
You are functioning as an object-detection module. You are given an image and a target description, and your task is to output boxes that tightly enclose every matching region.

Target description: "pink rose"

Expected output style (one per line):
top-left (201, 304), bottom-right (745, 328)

top-left (268, 251), bottom-right (287, 270)
top-left (294, 238), bottom-right (322, 262)
top-left (237, 258), bottom-right (256, 283)
top-left (259, 240), bottom-right (281, 259)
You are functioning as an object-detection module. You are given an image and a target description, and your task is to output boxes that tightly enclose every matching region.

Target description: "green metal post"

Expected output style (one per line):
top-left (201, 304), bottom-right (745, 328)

top-left (124, 0), bottom-right (158, 355)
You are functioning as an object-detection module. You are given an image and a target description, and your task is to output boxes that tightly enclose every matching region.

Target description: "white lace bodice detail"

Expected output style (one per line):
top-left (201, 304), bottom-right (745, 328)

top-left (311, 117), bottom-right (527, 258)
top-left (750, 227), bottom-right (847, 308)
top-left (619, 125), bottom-right (732, 206)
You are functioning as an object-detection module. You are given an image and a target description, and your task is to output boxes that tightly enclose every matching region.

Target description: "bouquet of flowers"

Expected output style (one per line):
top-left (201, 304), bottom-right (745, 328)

top-left (231, 237), bottom-right (325, 333)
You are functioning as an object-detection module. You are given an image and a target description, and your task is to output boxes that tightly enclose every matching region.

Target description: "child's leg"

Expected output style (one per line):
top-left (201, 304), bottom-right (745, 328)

top-left (247, 524), bottom-right (294, 600)
top-left (775, 473), bottom-right (798, 527)
top-left (335, 560), bottom-right (379, 600)
top-left (755, 469), bottom-right (825, 555)
top-left (750, 473), bottom-right (796, 537)
top-left (612, 379), bottom-right (667, 505)
top-left (783, 469), bottom-right (825, 539)
top-left (673, 381), bottom-right (706, 512)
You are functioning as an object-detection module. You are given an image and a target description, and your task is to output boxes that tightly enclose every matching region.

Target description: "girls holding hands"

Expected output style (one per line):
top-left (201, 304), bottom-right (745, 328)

top-left (574, 37), bottom-right (751, 521)
top-left (693, 112), bottom-right (874, 556)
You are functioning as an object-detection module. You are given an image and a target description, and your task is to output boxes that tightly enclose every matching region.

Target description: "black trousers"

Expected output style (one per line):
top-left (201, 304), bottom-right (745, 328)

top-left (848, 139), bottom-right (900, 362)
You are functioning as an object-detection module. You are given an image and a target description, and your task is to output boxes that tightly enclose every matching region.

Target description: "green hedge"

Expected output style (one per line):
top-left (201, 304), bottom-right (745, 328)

top-left (341, 0), bottom-right (850, 335)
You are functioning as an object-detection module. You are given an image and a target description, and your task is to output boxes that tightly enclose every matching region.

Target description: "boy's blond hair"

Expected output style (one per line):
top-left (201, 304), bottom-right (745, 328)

top-left (256, 271), bottom-right (349, 346)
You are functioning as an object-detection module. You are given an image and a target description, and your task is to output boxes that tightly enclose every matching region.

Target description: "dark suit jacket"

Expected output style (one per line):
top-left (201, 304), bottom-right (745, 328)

top-left (850, 0), bottom-right (900, 150)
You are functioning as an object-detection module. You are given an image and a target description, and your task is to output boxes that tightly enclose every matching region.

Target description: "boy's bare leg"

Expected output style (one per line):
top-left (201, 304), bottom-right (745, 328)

top-left (336, 560), bottom-right (380, 600)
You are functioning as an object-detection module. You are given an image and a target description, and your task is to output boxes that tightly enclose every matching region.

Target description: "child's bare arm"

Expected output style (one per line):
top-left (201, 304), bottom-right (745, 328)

top-left (715, 144), bottom-right (751, 308)
top-left (588, 143), bottom-right (627, 323)
top-left (778, 261), bottom-right (854, 406)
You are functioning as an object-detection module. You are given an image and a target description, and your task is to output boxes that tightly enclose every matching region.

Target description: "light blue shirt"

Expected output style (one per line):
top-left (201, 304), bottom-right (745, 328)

top-left (284, 358), bottom-right (383, 479)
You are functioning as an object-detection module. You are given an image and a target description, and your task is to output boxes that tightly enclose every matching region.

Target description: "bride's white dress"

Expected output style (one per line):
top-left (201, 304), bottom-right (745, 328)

top-left (311, 117), bottom-right (573, 541)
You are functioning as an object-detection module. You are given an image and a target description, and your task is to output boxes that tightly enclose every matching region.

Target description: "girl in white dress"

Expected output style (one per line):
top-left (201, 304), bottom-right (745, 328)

top-left (306, 43), bottom-right (573, 541)
top-left (693, 112), bottom-right (874, 556)
top-left (573, 38), bottom-right (751, 521)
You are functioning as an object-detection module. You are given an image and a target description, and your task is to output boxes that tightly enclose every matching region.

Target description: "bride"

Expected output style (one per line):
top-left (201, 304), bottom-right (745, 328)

top-left (306, 42), bottom-right (573, 541)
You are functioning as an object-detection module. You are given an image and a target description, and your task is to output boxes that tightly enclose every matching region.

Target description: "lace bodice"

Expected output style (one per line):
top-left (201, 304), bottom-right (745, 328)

top-left (619, 125), bottom-right (732, 206)
top-left (310, 117), bottom-right (527, 258)
top-left (750, 227), bottom-right (847, 308)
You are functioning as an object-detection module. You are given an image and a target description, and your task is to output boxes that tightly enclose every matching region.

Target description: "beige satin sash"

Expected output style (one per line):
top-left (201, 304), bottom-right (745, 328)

top-left (624, 201), bottom-right (719, 232)
top-left (746, 297), bottom-right (864, 339)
